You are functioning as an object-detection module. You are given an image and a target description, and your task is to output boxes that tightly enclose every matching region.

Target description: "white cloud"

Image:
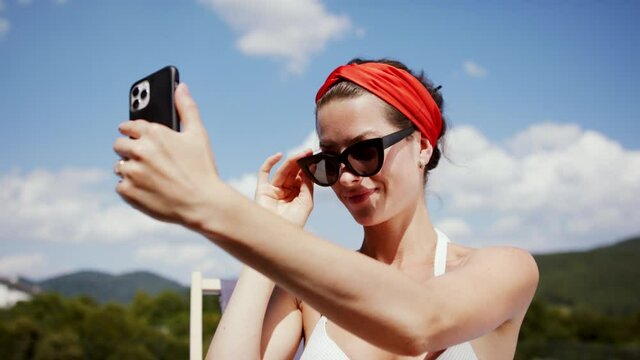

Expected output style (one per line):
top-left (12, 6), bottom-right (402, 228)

top-left (436, 218), bottom-right (472, 238)
top-left (430, 122), bottom-right (640, 252)
top-left (463, 60), bottom-right (487, 78)
top-left (0, 131), bottom-right (316, 246)
top-left (228, 172), bottom-right (257, 199)
top-left (3, 122), bottom-right (638, 281)
top-left (200, 0), bottom-right (353, 73)
top-left (0, 168), bottom-right (179, 243)
top-left (135, 242), bottom-right (241, 280)
top-left (286, 131), bottom-right (319, 157)
top-left (0, 168), bottom-right (243, 280)
top-left (0, 17), bottom-right (9, 38)
top-left (0, 253), bottom-right (47, 276)
top-left (506, 122), bottom-right (583, 156)
top-left (488, 215), bottom-right (522, 235)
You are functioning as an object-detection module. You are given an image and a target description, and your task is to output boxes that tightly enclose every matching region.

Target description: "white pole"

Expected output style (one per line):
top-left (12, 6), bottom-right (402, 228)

top-left (190, 271), bottom-right (203, 360)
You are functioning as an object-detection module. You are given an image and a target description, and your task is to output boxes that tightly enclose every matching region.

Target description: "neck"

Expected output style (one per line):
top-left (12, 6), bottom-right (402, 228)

top-left (359, 199), bottom-right (436, 268)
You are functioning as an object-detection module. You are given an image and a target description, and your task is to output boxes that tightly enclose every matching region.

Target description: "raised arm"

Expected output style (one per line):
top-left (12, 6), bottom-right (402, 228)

top-left (189, 182), bottom-right (537, 354)
top-left (114, 84), bottom-right (538, 355)
top-left (206, 152), bottom-right (313, 359)
top-left (206, 265), bottom-right (302, 360)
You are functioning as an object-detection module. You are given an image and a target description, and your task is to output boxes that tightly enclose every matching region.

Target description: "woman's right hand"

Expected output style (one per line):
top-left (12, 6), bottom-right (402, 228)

top-left (254, 150), bottom-right (314, 227)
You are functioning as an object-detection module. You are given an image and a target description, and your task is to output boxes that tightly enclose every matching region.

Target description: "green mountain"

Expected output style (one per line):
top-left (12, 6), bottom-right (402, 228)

top-left (533, 236), bottom-right (640, 315)
top-left (31, 236), bottom-right (640, 313)
top-left (37, 270), bottom-right (186, 303)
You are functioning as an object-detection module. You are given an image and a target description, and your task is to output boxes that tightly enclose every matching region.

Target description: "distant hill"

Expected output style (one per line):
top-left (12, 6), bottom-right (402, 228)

top-left (37, 270), bottom-right (186, 303)
top-left (533, 236), bottom-right (640, 315)
top-left (28, 236), bottom-right (640, 313)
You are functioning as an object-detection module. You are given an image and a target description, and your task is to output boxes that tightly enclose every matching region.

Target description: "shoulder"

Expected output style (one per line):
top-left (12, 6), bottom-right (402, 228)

top-left (471, 245), bottom-right (539, 276)
top-left (450, 243), bottom-right (538, 274)
top-left (450, 244), bottom-right (539, 297)
top-left (445, 244), bottom-right (540, 323)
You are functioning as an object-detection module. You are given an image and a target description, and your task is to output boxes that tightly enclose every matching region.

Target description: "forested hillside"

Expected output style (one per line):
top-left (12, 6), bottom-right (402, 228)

top-left (1, 237), bottom-right (639, 359)
top-left (534, 236), bottom-right (640, 315)
top-left (37, 270), bottom-right (186, 304)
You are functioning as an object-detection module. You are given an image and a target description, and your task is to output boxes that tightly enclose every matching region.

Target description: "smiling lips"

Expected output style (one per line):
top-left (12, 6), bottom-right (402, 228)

top-left (344, 188), bottom-right (376, 205)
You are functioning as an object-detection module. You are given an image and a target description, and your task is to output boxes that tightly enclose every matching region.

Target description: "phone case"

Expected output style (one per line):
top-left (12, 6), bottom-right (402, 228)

top-left (129, 65), bottom-right (180, 131)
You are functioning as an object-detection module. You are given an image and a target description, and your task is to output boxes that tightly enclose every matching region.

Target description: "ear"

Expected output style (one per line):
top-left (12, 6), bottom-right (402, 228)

top-left (419, 134), bottom-right (433, 167)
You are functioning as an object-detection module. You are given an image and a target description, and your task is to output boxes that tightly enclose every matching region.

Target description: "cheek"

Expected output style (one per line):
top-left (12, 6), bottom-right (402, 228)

top-left (375, 152), bottom-right (422, 197)
top-left (383, 148), bottom-right (416, 178)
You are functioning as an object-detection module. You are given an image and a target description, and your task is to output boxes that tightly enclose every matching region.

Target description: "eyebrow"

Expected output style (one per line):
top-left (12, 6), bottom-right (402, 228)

top-left (319, 130), bottom-right (380, 151)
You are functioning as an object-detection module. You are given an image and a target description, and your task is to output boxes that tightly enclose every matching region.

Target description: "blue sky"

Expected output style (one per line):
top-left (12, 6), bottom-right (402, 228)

top-left (1, 0), bottom-right (639, 284)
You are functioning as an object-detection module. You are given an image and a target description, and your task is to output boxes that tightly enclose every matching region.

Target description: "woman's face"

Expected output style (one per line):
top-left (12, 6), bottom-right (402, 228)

top-left (316, 93), bottom-right (428, 226)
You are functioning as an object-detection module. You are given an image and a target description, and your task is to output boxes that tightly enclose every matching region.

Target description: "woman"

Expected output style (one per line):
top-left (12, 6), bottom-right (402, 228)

top-left (113, 58), bottom-right (539, 359)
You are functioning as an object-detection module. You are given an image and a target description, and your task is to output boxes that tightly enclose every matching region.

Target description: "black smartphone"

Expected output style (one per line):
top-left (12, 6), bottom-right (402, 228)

top-left (129, 66), bottom-right (180, 131)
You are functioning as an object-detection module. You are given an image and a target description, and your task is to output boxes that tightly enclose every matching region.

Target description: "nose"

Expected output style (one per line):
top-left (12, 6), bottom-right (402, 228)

top-left (336, 163), bottom-right (362, 187)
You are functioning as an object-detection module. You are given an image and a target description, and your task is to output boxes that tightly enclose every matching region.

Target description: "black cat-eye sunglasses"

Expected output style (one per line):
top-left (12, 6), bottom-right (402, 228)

top-left (297, 127), bottom-right (415, 186)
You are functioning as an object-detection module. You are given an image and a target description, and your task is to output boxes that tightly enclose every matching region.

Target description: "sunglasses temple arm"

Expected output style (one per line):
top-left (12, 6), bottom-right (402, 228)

top-left (382, 127), bottom-right (415, 148)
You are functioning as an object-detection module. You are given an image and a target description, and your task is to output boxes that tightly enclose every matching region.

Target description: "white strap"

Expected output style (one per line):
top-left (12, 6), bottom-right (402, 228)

top-left (434, 228), bottom-right (450, 277)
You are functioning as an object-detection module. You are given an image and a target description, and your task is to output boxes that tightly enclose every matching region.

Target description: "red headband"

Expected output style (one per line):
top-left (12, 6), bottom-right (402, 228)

top-left (316, 63), bottom-right (442, 147)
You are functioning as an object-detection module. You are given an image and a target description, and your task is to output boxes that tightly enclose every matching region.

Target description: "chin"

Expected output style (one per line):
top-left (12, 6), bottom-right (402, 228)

top-left (349, 209), bottom-right (386, 227)
top-left (340, 190), bottom-right (388, 226)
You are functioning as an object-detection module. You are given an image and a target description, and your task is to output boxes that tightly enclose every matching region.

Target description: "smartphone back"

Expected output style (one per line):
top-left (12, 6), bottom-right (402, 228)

top-left (129, 66), bottom-right (180, 131)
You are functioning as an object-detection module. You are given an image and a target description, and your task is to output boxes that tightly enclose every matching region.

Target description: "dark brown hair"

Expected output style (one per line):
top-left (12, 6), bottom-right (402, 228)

top-left (316, 58), bottom-right (447, 184)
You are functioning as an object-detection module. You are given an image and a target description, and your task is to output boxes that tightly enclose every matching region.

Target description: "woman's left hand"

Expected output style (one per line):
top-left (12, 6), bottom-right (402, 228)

top-left (113, 83), bottom-right (221, 226)
top-left (254, 150), bottom-right (315, 227)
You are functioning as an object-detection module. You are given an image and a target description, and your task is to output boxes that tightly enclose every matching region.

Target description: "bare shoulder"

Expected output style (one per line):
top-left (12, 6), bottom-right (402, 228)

top-left (449, 243), bottom-right (538, 274)
top-left (449, 243), bottom-right (539, 301)
top-left (473, 245), bottom-right (538, 276)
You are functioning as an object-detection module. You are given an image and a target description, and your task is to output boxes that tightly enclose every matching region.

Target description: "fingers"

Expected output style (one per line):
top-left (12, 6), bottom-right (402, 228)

top-left (298, 167), bottom-right (314, 194)
top-left (175, 83), bottom-right (204, 134)
top-left (272, 149), bottom-right (313, 188)
top-left (115, 180), bottom-right (167, 222)
top-left (118, 120), bottom-right (149, 139)
top-left (113, 159), bottom-right (126, 177)
top-left (258, 152), bottom-right (283, 183)
top-left (112, 157), bottom-right (157, 193)
top-left (113, 136), bottom-right (138, 160)
top-left (113, 158), bottom-right (135, 181)
top-left (114, 121), bottom-right (171, 160)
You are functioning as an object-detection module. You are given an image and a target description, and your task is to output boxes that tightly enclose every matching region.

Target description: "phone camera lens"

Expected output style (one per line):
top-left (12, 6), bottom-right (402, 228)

top-left (141, 89), bottom-right (147, 99)
top-left (133, 99), bottom-right (139, 110)
top-left (132, 87), bottom-right (139, 97)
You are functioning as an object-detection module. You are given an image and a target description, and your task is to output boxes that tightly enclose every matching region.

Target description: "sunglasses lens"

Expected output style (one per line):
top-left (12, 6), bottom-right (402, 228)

top-left (347, 142), bottom-right (381, 175)
top-left (300, 138), bottom-right (386, 186)
top-left (305, 157), bottom-right (339, 186)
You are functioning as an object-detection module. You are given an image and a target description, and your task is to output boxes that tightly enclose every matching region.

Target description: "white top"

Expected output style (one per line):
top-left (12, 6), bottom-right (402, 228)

top-left (299, 229), bottom-right (479, 360)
